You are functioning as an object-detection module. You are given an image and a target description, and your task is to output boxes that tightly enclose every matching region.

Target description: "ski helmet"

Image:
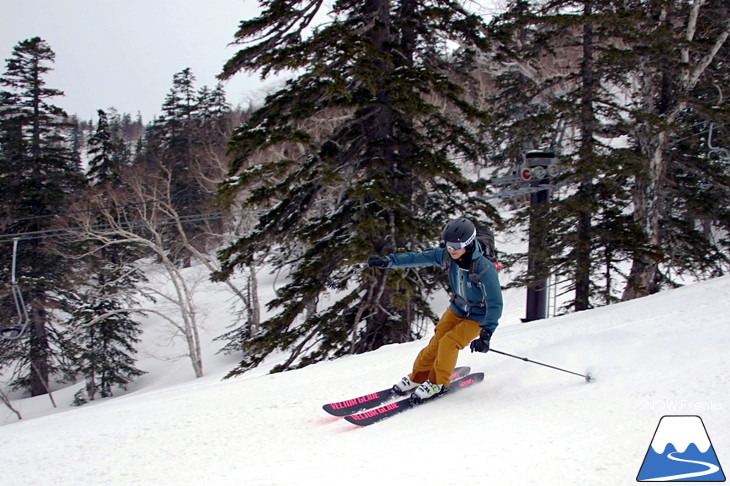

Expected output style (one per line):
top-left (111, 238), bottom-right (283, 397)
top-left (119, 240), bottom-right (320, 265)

top-left (442, 218), bottom-right (476, 250)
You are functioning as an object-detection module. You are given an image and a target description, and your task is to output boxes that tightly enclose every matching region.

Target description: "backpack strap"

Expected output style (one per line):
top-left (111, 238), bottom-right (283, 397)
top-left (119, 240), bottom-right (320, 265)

top-left (450, 294), bottom-right (486, 309)
top-left (442, 244), bottom-right (490, 286)
top-left (468, 256), bottom-right (490, 285)
top-left (443, 249), bottom-right (489, 309)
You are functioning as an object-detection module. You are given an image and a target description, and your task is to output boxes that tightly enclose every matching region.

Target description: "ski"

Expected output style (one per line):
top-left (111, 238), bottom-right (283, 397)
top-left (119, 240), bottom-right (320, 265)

top-left (322, 366), bottom-right (470, 417)
top-left (344, 372), bottom-right (485, 427)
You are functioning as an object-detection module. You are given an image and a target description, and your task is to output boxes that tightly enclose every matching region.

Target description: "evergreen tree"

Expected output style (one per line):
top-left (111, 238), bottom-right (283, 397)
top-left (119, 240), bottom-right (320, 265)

top-left (206, 83), bottom-right (230, 121)
top-left (485, 1), bottom-right (642, 311)
top-left (483, 0), bottom-right (729, 308)
top-left (0, 37), bottom-right (83, 395)
top-left (65, 248), bottom-right (146, 405)
top-left (214, 0), bottom-right (499, 374)
top-left (87, 109), bottom-right (131, 185)
top-left (197, 82), bottom-right (232, 139)
top-left (144, 68), bottom-right (221, 266)
top-left (61, 109), bottom-right (147, 404)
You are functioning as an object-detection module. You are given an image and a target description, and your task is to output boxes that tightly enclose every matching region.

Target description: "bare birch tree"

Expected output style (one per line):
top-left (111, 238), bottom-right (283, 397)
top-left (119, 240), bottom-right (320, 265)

top-left (623, 1), bottom-right (730, 299)
top-left (66, 162), bottom-right (248, 378)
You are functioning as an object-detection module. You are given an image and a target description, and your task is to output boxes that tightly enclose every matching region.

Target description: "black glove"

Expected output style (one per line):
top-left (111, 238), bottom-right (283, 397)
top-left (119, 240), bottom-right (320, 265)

top-left (367, 255), bottom-right (390, 269)
top-left (470, 328), bottom-right (492, 353)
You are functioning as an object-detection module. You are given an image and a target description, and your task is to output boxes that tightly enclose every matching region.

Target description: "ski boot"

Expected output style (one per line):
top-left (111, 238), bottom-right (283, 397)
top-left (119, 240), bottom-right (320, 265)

top-left (392, 375), bottom-right (419, 395)
top-left (410, 380), bottom-right (448, 404)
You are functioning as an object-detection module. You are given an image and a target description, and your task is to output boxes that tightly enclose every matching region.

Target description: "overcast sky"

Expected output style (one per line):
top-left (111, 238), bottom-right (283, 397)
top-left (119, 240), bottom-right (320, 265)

top-left (1, 0), bottom-right (287, 123)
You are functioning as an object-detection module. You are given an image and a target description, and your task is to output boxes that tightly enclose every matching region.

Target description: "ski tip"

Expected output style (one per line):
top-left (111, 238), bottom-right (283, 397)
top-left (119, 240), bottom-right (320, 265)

top-left (322, 404), bottom-right (341, 416)
top-left (343, 416), bottom-right (364, 427)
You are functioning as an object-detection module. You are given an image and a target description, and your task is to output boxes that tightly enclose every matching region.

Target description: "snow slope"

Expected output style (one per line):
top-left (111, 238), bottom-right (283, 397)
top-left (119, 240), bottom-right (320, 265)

top-left (1, 275), bottom-right (729, 485)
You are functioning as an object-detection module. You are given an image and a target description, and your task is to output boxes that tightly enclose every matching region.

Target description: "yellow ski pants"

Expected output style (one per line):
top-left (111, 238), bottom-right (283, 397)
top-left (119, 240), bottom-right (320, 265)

top-left (409, 307), bottom-right (482, 387)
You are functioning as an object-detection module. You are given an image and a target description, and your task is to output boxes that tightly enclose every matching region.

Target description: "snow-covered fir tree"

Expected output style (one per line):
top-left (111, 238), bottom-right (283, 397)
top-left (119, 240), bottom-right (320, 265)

top-left (65, 254), bottom-right (146, 405)
top-left (214, 0), bottom-right (501, 375)
top-left (86, 109), bottom-right (132, 186)
top-left (0, 37), bottom-right (84, 396)
top-left (62, 121), bottom-right (148, 405)
top-left (145, 69), bottom-right (230, 266)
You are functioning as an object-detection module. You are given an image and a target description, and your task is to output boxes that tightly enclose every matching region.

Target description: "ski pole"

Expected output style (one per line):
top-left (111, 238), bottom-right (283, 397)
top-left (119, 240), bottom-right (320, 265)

top-left (490, 348), bottom-right (593, 383)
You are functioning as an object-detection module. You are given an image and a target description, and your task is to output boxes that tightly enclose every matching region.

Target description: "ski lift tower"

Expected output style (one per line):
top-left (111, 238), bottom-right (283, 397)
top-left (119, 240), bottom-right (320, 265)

top-left (521, 151), bottom-right (558, 322)
top-left (481, 149), bottom-right (561, 323)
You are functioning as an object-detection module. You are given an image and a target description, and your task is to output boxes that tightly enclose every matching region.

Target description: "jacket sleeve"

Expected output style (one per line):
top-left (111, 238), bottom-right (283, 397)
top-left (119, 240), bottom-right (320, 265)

top-left (387, 248), bottom-right (446, 269)
top-left (478, 262), bottom-right (503, 333)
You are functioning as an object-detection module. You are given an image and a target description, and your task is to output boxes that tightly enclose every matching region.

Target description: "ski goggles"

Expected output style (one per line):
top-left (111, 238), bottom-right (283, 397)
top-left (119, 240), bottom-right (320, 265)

top-left (445, 229), bottom-right (476, 251)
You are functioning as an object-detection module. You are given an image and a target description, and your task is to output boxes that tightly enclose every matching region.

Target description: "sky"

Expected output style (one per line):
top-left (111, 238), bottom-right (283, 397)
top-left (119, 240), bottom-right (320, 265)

top-left (1, 0), bottom-right (505, 124)
top-left (0, 0), bottom-right (288, 123)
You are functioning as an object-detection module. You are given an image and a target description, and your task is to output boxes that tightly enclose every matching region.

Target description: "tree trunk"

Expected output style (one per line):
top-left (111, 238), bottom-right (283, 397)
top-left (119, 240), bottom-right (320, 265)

top-left (248, 263), bottom-right (260, 335)
top-left (622, 131), bottom-right (667, 299)
top-left (29, 299), bottom-right (50, 397)
top-left (574, 0), bottom-right (595, 311)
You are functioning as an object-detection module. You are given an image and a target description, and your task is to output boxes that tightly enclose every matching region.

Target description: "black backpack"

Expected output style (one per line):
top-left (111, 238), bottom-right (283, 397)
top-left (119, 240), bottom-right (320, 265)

top-left (442, 224), bottom-right (499, 285)
top-left (474, 225), bottom-right (497, 263)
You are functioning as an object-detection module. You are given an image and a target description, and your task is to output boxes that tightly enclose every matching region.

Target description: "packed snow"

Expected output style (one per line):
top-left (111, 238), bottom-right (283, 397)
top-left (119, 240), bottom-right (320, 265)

top-left (1, 267), bottom-right (728, 485)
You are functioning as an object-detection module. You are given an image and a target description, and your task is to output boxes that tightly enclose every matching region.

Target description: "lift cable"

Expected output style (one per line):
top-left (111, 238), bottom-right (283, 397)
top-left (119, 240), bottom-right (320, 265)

top-left (0, 190), bottom-right (217, 228)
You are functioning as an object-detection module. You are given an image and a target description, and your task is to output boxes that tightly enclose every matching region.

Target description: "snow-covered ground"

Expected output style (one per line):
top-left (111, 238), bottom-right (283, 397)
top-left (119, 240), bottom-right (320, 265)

top-left (1, 268), bottom-right (728, 485)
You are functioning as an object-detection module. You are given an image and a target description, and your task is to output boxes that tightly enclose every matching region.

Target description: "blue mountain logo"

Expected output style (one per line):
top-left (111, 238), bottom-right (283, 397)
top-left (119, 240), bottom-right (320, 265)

top-left (637, 415), bottom-right (725, 482)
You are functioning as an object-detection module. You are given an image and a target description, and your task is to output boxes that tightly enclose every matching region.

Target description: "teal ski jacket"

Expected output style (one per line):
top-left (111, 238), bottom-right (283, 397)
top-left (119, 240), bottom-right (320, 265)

top-left (385, 242), bottom-right (503, 332)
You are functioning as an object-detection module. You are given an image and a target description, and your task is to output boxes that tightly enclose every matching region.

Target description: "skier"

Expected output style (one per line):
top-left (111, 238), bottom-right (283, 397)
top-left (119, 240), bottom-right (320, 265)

top-left (367, 217), bottom-right (503, 402)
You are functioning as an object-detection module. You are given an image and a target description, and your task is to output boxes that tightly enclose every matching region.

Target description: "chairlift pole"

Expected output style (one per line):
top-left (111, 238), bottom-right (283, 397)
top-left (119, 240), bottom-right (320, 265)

top-left (481, 149), bottom-right (562, 323)
top-left (521, 151), bottom-right (555, 322)
top-left (11, 238), bottom-right (19, 285)
top-left (523, 184), bottom-right (549, 321)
